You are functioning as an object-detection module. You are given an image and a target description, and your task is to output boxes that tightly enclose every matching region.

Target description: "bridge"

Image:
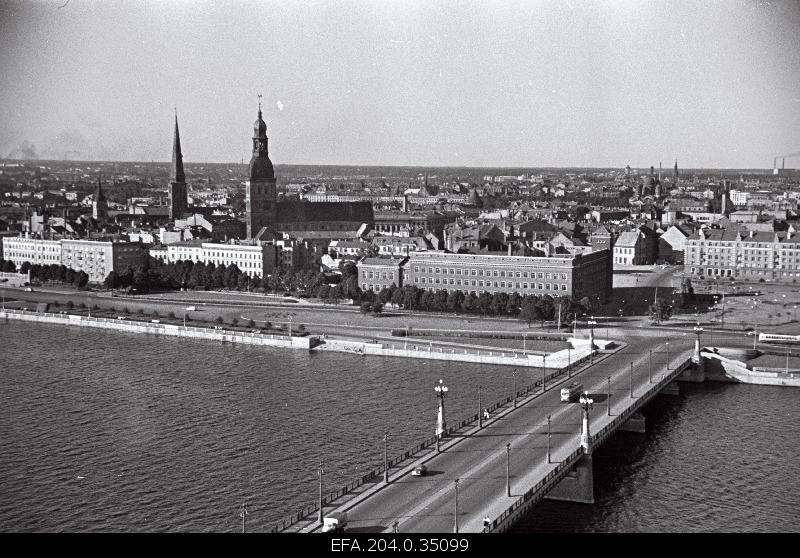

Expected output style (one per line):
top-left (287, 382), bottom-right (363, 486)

top-left (275, 332), bottom-right (701, 533)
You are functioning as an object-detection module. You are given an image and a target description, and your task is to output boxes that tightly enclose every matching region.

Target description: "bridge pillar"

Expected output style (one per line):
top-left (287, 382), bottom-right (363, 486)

top-left (620, 412), bottom-right (646, 433)
top-left (679, 359), bottom-right (706, 383)
top-left (544, 454), bottom-right (595, 504)
top-left (659, 381), bottom-right (680, 396)
top-left (692, 337), bottom-right (701, 363)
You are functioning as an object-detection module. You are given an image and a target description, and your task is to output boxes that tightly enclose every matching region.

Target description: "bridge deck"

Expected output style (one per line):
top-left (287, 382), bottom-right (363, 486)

top-left (279, 335), bottom-right (696, 533)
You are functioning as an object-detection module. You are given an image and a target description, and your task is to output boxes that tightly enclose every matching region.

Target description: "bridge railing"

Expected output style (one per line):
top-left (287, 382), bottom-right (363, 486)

top-left (590, 355), bottom-right (692, 449)
top-left (490, 447), bottom-right (584, 532)
top-left (269, 350), bottom-right (602, 532)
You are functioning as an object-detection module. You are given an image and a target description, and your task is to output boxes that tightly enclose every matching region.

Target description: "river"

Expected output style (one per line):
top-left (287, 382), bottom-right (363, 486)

top-left (0, 321), bottom-right (798, 532)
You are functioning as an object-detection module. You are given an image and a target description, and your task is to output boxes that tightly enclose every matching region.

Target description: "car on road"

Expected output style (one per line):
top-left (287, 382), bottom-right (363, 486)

top-left (745, 330), bottom-right (757, 336)
top-left (411, 465), bottom-right (427, 476)
top-left (25, 287), bottom-right (34, 292)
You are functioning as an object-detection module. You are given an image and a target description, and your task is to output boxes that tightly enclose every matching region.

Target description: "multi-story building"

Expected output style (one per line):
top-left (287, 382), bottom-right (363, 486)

top-left (1, 236), bottom-right (61, 267)
top-left (402, 249), bottom-right (611, 301)
top-left (358, 256), bottom-right (408, 292)
top-left (165, 239), bottom-right (281, 277)
top-left (685, 227), bottom-right (800, 282)
top-left (613, 231), bottom-right (649, 265)
top-left (60, 239), bottom-right (147, 283)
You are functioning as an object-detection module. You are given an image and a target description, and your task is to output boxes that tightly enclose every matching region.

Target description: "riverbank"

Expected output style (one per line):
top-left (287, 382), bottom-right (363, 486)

top-left (1, 308), bottom-right (611, 369)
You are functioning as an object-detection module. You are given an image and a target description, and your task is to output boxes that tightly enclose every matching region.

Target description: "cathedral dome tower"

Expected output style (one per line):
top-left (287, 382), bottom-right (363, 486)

top-left (249, 103), bottom-right (274, 181)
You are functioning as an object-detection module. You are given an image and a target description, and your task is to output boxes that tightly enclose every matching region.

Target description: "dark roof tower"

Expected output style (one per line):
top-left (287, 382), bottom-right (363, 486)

top-left (249, 97), bottom-right (275, 181)
top-left (95, 176), bottom-right (105, 202)
top-left (171, 113), bottom-right (185, 183)
top-left (674, 159), bottom-right (679, 178)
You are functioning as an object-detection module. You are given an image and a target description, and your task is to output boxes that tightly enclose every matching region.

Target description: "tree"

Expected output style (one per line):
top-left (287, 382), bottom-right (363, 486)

top-left (478, 292), bottom-right (493, 316)
top-left (519, 296), bottom-right (538, 327)
top-left (378, 287), bottom-right (393, 306)
top-left (360, 302), bottom-right (373, 314)
top-left (507, 292), bottom-right (522, 316)
top-left (104, 270), bottom-right (120, 290)
top-left (649, 297), bottom-right (672, 324)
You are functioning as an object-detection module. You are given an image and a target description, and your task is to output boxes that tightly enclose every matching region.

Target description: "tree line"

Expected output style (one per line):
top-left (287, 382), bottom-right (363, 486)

top-left (0, 258), bottom-right (90, 289)
top-left (358, 283), bottom-right (601, 325)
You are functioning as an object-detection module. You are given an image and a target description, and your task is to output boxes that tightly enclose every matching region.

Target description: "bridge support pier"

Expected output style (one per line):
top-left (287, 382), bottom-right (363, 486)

top-left (679, 359), bottom-right (706, 383)
top-left (620, 412), bottom-right (646, 433)
top-left (659, 381), bottom-right (680, 396)
top-left (544, 453), bottom-right (595, 504)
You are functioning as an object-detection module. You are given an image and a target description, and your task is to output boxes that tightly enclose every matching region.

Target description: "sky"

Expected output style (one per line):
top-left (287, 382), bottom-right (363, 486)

top-left (1, 0), bottom-right (799, 169)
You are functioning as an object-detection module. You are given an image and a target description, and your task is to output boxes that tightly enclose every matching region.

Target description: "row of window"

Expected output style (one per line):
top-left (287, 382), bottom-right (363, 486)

top-left (363, 271), bottom-right (396, 280)
top-left (412, 266), bottom-right (567, 280)
top-left (414, 277), bottom-right (567, 291)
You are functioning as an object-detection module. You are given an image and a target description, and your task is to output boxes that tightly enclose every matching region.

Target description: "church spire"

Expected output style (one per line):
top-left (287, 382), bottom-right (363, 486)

top-left (171, 111), bottom-right (185, 183)
top-left (95, 175), bottom-right (105, 201)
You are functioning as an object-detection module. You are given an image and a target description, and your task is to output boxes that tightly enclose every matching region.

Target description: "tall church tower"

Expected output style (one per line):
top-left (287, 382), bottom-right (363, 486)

top-left (93, 176), bottom-right (108, 221)
top-left (168, 113), bottom-right (188, 220)
top-left (246, 97), bottom-right (277, 238)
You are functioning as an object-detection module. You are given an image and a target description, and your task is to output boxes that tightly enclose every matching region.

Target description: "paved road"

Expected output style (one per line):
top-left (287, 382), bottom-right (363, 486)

top-left (309, 334), bottom-right (697, 533)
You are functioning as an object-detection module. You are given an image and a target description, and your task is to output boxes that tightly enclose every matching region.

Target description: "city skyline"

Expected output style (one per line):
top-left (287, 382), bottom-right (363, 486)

top-left (2, 0), bottom-right (799, 169)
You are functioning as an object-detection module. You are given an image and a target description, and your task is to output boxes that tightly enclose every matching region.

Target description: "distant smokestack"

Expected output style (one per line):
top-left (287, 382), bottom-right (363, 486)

top-left (783, 158), bottom-right (785, 170)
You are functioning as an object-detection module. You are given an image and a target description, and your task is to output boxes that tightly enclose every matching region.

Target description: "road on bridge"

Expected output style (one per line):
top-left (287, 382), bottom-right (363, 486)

top-left (307, 334), bottom-right (697, 533)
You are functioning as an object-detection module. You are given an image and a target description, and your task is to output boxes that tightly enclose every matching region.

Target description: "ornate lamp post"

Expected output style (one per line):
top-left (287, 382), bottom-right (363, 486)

top-left (587, 319), bottom-right (597, 364)
top-left (649, 348), bottom-right (653, 383)
top-left (607, 376), bottom-right (611, 416)
top-left (435, 379), bottom-right (449, 452)
top-left (579, 392), bottom-right (594, 452)
top-left (693, 324), bottom-right (703, 363)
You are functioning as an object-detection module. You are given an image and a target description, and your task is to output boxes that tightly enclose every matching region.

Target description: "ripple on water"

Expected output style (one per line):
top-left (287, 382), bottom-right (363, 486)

top-left (2, 321), bottom-right (799, 532)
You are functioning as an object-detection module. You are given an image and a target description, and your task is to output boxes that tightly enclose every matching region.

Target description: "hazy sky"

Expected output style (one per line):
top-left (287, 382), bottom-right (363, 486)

top-left (1, 0), bottom-right (799, 168)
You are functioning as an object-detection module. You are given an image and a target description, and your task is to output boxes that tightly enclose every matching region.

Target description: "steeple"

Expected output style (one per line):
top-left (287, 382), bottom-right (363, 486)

top-left (249, 94), bottom-right (274, 181)
top-left (171, 111), bottom-right (185, 183)
top-left (674, 159), bottom-right (679, 178)
top-left (95, 176), bottom-right (105, 201)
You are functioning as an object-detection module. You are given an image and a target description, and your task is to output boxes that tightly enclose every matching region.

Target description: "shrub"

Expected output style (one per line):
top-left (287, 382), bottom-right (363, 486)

top-left (152, 310), bottom-right (160, 318)
top-left (247, 319), bottom-right (255, 328)
top-left (168, 311), bottom-right (176, 319)
top-left (78, 302), bottom-right (86, 309)
top-left (215, 316), bottom-right (224, 324)
top-left (137, 308), bottom-right (144, 315)
top-left (66, 301), bottom-right (74, 308)
top-left (231, 318), bottom-right (239, 327)
top-left (122, 307), bottom-right (129, 314)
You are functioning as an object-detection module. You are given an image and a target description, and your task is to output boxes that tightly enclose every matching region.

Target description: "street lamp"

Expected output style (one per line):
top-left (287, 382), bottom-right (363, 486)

top-left (478, 385), bottom-right (483, 428)
top-left (587, 319), bottom-right (597, 364)
top-left (693, 324), bottom-right (704, 360)
top-left (318, 461), bottom-right (324, 525)
top-left (435, 379), bottom-right (449, 452)
top-left (567, 346), bottom-right (572, 377)
top-left (512, 369), bottom-right (518, 408)
top-left (542, 354), bottom-right (547, 392)
top-left (607, 376), bottom-right (611, 416)
top-left (505, 443), bottom-right (511, 497)
top-left (453, 478), bottom-right (460, 534)
top-left (629, 361), bottom-right (634, 398)
top-left (665, 339), bottom-right (670, 370)
top-left (384, 432), bottom-right (389, 483)
top-left (546, 415), bottom-right (551, 464)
